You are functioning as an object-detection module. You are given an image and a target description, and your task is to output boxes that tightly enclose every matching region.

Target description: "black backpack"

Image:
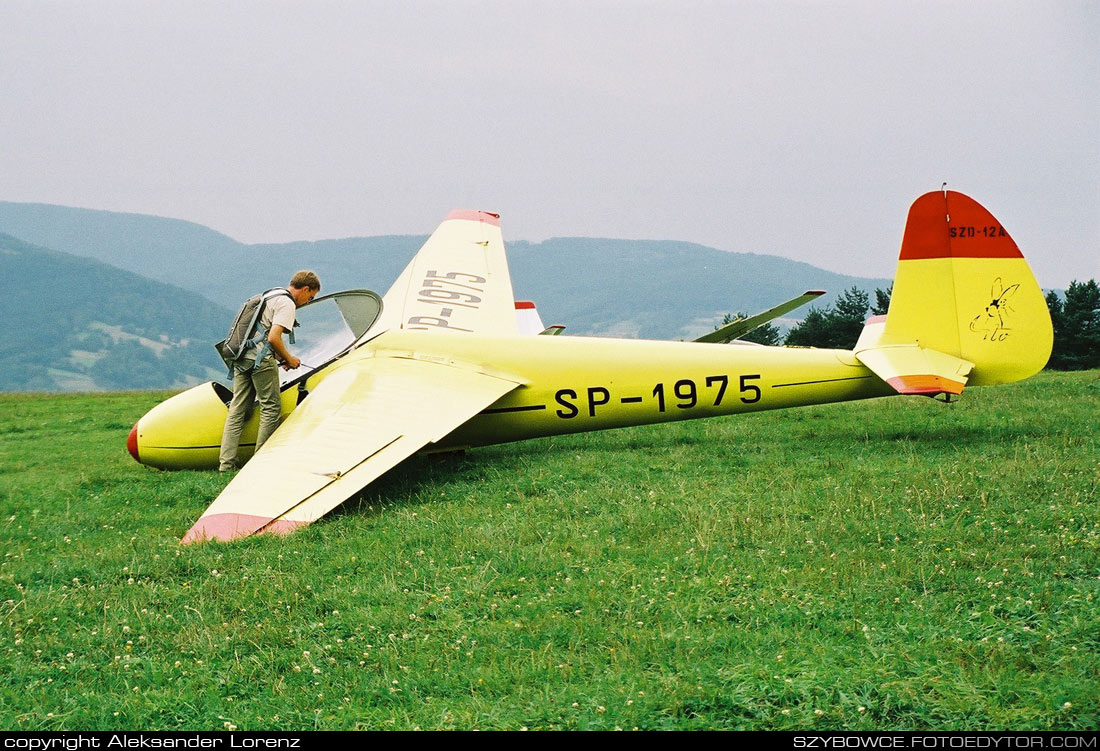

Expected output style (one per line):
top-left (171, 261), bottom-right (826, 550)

top-left (215, 288), bottom-right (295, 376)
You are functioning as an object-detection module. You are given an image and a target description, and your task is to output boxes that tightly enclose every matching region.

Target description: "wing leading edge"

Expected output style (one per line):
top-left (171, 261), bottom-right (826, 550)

top-left (182, 352), bottom-right (522, 544)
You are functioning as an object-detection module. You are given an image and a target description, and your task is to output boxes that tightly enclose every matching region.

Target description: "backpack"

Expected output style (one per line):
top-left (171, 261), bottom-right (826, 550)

top-left (214, 288), bottom-right (295, 376)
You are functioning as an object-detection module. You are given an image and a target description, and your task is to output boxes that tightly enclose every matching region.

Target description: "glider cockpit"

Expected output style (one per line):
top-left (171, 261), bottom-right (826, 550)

top-left (131, 289), bottom-right (382, 470)
top-left (275, 289), bottom-right (383, 390)
top-left (208, 288), bottom-right (384, 401)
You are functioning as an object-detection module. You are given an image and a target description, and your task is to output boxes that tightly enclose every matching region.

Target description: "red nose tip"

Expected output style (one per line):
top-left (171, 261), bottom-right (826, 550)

top-left (127, 422), bottom-right (140, 463)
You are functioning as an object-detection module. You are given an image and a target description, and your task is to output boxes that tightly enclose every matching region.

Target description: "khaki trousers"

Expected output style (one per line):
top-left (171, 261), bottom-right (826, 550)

top-left (218, 358), bottom-right (282, 471)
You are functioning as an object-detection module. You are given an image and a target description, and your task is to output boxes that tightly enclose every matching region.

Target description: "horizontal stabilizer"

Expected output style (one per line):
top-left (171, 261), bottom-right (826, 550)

top-left (855, 342), bottom-right (974, 397)
top-left (695, 291), bottom-right (825, 344)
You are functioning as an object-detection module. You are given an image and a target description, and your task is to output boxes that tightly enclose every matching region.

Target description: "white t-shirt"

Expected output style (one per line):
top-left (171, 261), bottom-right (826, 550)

top-left (247, 291), bottom-right (296, 361)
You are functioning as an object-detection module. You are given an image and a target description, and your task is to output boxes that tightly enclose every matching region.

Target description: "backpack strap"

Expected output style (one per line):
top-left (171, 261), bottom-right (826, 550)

top-left (243, 288), bottom-right (295, 372)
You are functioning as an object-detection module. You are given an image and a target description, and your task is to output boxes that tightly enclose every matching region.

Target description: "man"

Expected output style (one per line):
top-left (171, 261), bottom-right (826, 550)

top-left (218, 270), bottom-right (321, 471)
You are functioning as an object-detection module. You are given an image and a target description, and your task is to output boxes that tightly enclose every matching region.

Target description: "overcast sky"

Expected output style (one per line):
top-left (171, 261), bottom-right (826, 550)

top-left (1, 0), bottom-right (1096, 287)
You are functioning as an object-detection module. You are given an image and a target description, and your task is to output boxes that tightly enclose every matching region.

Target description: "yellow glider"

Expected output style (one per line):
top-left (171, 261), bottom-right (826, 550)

top-left (126, 195), bottom-right (1053, 543)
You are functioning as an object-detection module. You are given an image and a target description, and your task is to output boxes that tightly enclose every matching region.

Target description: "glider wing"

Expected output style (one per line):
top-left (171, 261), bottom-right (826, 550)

top-left (375, 210), bottom-right (520, 337)
top-left (182, 354), bottom-right (521, 543)
top-left (694, 291), bottom-right (825, 343)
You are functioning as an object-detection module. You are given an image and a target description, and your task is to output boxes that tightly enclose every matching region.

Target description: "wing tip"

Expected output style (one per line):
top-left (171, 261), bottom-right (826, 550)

top-left (445, 209), bottom-right (501, 227)
top-left (181, 512), bottom-right (307, 544)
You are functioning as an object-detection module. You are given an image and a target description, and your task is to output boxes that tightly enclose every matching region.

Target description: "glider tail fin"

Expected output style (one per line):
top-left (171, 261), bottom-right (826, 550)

top-left (855, 190), bottom-right (1052, 395)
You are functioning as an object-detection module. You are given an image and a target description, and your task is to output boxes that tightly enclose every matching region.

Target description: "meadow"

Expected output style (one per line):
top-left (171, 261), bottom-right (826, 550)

top-left (1, 371), bottom-right (1097, 730)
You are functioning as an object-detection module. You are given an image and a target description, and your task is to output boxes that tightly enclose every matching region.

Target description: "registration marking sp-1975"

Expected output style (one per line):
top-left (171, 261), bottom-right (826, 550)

top-left (552, 374), bottom-right (762, 418)
top-left (406, 270), bottom-right (486, 332)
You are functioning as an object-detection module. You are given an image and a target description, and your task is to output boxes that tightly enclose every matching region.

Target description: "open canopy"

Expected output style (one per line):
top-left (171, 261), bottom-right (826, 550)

top-left (278, 289), bottom-right (382, 388)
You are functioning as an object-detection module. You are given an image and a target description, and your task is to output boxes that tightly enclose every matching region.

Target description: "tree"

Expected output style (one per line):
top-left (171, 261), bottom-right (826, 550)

top-left (831, 287), bottom-right (870, 346)
top-left (783, 307), bottom-right (834, 347)
top-left (784, 287), bottom-right (871, 349)
top-left (871, 286), bottom-right (892, 316)
top-left (1047, 279), bottom-right (1100, 370)
top-left (1045, 289), bottom-right (1063, 365)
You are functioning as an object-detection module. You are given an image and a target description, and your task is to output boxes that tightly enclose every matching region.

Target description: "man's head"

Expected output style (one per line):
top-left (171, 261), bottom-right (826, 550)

top-left (289, 270), bottom-right (321, 307)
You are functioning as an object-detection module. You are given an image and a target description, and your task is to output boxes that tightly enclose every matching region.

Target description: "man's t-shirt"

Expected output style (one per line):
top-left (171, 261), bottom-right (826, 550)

top-left (246, 291), bottom-right (296, 362)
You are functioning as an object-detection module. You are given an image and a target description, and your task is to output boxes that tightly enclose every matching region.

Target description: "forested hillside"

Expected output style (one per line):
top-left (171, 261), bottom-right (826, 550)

top-left (1, 233), bottom-right (231, 390)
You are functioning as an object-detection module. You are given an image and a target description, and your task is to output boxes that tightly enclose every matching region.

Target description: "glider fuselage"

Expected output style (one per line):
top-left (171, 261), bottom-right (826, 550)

top-left (129, 330), bottom-right (894, 471)
top-left (380, 329), bottom-right (894, 450)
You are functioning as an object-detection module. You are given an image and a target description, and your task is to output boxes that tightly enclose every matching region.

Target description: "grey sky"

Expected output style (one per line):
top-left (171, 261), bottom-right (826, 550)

top-left (1, 0), bottom-right (1096, 287)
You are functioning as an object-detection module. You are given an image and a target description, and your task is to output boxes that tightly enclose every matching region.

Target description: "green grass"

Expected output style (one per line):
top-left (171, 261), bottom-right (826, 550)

top-left (1, 372), bottom-right (1098, 730)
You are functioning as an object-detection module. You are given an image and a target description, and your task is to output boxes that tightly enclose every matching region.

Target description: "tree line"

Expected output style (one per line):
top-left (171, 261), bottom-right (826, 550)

top-left (721, 279), bottom-right (1100, 371)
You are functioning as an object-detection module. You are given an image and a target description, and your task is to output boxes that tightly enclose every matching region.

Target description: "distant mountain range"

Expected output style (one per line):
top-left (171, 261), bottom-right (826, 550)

top-left (0, 201), bottom-right (890, 391)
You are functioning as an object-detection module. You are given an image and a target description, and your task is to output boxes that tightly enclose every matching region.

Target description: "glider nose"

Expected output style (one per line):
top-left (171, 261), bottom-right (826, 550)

top-left (127, 421), bottom-right (141, 463)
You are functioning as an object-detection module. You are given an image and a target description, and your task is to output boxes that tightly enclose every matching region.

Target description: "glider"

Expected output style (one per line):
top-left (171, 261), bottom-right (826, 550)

top-left (126, 192), bottom-right (1053, 543)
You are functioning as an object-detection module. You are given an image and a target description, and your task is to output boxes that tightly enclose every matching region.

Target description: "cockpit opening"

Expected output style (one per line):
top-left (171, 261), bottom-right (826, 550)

top-left (277, 289), bottom-right (383, 388)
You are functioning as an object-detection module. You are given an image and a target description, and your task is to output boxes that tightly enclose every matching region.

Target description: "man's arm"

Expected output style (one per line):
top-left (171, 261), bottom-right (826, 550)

top-left (268, 324), bottom-right (301, 370)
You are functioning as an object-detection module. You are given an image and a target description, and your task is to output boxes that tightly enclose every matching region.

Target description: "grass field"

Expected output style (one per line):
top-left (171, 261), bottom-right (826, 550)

top-left (1, 371), bottom-right (1098, 730)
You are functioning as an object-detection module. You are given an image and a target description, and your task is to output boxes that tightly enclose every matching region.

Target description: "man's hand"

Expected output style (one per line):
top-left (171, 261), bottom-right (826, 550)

top-left (268, 324), bottom-right (300, 371)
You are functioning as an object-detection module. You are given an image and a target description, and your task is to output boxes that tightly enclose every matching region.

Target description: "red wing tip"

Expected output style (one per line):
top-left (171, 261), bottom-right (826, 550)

top-left (515, 301), bottom-right (536, 310)
top-left (866, 315), bottom-right (887, 325)
top-left (182, 512), bottom-right (279, 544)
top-left (258, 519), bottom-right (309, 537)
top-left (886, 375), bottom-right (965, 396)
top-left (806, 290), bottom-right (826, 296)
top-left (445, 209), bottom-right (501, 226)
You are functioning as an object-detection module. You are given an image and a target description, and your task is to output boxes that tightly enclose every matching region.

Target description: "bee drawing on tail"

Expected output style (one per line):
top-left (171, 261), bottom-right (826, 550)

top-left (970, 277), bottom-right (1019, 342)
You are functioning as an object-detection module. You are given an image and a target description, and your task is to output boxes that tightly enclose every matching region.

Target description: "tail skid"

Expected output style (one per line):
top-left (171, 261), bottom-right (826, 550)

top-left (855, 190), bottom-right (1052, 397)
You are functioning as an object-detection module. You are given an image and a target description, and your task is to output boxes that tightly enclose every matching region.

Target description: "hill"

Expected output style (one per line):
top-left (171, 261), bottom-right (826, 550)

top-left (0, 233), bottom-right (232, 391)
top-left (0, 201), bottom-right (890, 340)
top-left (0, 201), bottom-right (427, 310)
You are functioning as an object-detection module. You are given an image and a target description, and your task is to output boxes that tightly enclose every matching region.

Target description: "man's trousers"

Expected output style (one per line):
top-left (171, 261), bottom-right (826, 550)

top-left (218, 358), bottom-right (281, 471)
